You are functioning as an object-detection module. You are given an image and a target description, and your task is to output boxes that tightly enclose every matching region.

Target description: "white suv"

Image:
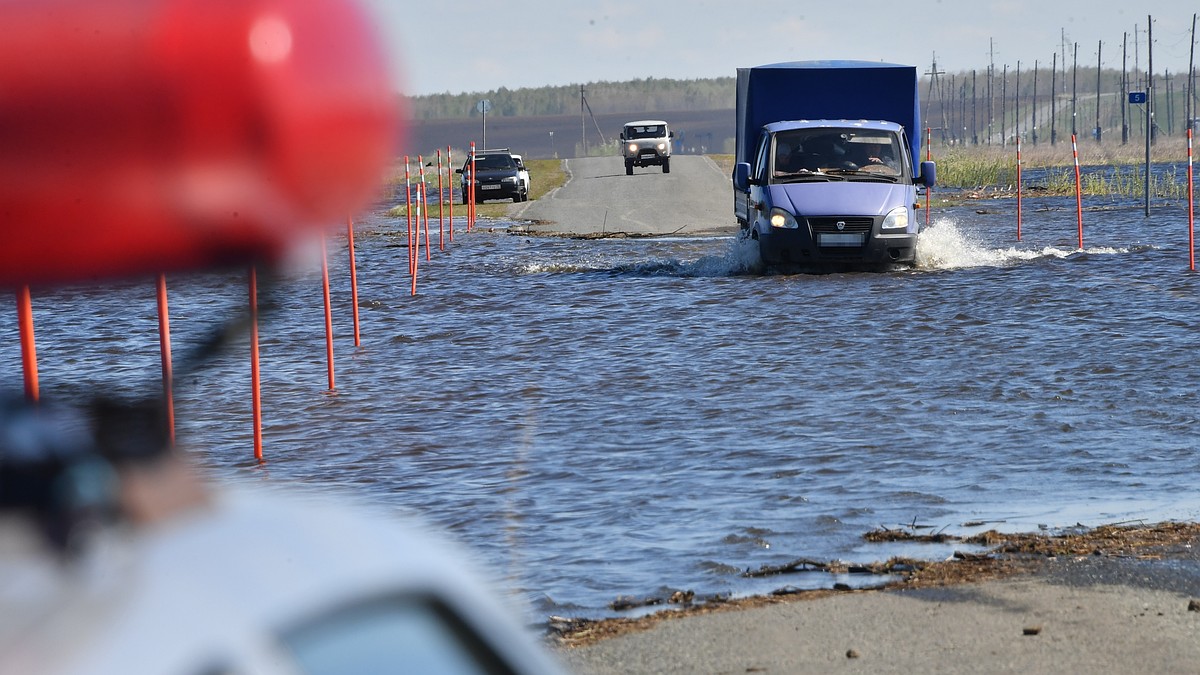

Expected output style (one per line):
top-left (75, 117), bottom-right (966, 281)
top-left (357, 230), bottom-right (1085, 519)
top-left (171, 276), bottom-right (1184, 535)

top-left (512, 153), bottom-right (531, 195)
top-left (621, 119), bottom-right (673, 175)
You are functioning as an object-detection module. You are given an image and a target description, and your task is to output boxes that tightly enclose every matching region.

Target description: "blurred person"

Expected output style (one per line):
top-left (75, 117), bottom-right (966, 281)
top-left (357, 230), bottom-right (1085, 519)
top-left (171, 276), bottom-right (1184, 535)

top-left (0, 1), bottom-right (565, 672)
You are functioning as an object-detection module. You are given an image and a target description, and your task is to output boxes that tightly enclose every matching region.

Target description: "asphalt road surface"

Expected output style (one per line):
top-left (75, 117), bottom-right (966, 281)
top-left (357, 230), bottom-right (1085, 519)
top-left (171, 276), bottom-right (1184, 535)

top-left (509, 155), bottom-right (736, 237)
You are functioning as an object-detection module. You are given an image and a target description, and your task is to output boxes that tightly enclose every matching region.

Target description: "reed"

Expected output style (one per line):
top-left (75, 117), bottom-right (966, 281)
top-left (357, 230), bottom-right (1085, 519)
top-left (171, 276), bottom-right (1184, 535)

top-left (937, 140), bottom-right (1193, 198)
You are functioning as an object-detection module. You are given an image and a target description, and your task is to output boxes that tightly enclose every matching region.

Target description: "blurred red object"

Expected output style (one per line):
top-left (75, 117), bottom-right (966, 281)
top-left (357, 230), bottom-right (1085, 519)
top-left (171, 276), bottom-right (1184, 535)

top-left (0, 0), bottom-right (400, 287)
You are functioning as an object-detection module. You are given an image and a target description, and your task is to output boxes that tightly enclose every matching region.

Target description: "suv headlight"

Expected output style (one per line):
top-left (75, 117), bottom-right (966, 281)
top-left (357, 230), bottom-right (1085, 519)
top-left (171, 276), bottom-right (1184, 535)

top-left (880, 206), bottom-right (909, 230)
top-left (657, 142), bottom-right (666, 151)
top-left (628, 143), bottom-right (637, 153)
top-left (768, 208), bottom-right (799, 229)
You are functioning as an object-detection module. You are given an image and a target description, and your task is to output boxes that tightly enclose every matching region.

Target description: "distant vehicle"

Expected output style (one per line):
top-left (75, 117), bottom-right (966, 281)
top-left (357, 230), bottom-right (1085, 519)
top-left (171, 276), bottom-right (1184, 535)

top-left (512, 153), bottom-right (531, 195)
top-left (620, 120), bottom-right (673, 175)
top-left (457, 149), bottom-right (528, 204)
top-left (732, 61), bottom-right (936, 271)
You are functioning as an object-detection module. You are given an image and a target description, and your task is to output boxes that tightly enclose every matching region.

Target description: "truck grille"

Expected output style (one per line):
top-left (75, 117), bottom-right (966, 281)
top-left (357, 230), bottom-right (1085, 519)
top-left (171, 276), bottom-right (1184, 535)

top-left (809, 217), bottom-right (874, 234)
top-left (808, 217), bottom-right (874, 253)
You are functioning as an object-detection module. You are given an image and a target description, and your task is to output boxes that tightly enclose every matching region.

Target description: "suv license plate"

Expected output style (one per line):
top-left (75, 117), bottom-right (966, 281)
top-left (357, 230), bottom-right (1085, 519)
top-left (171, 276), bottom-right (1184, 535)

top-left (481, 184), bottom-right (500, 190)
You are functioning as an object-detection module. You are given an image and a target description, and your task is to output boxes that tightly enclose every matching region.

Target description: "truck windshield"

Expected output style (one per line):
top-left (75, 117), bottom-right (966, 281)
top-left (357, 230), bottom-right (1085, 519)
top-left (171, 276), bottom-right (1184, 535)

top-left (771, 129), bottom-right (904, 183)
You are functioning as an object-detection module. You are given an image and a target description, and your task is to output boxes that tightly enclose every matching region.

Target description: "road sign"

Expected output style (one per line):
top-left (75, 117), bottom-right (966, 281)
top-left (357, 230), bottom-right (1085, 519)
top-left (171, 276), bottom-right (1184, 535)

top-left (1128, 92), bottom-right (1147, 104)
top-left (477, 99), bottom-right (492, 114)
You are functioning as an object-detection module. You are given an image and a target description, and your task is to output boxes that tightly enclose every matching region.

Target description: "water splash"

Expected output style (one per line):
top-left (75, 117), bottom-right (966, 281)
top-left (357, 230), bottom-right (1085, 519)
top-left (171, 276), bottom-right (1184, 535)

top-left (915, 219), bottom-right (1129, 271)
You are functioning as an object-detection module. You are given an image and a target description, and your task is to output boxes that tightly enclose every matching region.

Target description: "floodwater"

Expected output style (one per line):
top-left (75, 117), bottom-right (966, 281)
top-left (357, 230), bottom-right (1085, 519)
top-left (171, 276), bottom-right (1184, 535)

top-left (3, 190), bottom-right (1199, 621)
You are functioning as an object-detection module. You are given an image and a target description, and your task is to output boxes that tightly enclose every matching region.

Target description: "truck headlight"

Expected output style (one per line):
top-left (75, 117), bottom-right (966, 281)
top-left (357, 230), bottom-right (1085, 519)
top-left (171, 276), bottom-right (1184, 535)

top-left (768, 208), bottom-right (799, 229)
top-left (657, 142), bottom-right (666, 150)
top-left (628, 143), bottom-right (637, 153)
top-left (881, 206), bottom-right (909, 230)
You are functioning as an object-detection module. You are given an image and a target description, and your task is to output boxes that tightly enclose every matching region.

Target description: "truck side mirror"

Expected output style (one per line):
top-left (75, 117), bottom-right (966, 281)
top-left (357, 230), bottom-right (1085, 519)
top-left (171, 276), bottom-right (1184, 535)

top-left (669, 131), bottom-right (675, 138)
top-left (733, 162), bottom-right (752, 191)
top-left (455, 168), bottom-right (464, 174)
top-left (919, 161), bottom-right (936, 188)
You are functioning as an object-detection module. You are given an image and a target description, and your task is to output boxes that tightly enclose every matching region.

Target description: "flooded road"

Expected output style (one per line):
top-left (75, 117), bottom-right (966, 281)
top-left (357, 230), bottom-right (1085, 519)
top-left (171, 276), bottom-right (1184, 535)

top-left (4, 192), bottom-right (1199, 621)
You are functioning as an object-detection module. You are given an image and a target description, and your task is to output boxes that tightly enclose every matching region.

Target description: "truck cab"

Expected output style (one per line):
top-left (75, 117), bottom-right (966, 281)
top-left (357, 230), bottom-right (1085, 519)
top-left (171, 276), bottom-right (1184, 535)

top-left (734, 120), bottom-right (935, 269)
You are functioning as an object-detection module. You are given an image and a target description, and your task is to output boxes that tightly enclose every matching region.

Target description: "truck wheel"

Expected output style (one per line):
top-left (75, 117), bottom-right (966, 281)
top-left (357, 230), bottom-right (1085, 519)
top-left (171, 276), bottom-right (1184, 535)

top-left (625, 160), bottom-right (633, 176)
top-left (662, 159), bottom-right (670, 173)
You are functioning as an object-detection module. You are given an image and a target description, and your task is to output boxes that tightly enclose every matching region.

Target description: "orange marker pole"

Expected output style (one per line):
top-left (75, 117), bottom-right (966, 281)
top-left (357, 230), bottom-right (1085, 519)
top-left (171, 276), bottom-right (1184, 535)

top-left (320, 237), bottom-right (335, 391)
top-left (1072, 133), bottom-right (1083, 249)
top-left (346, 216), bottom-right (361, 346)
top-left (1188, 129), bottom-right (1194, 271)
top-left (1016, 136), bottom-right (1023, 242)
top-left (411, 212), bottom-right (420, 296)
top-left (437, 150), bottom-right (445, 250)
top-left (249, 267), bottom-right (263, 461)
top-left (405, 156), bottom-right (415, 277)
top-left (419, 155), bottom-right (431, 261)
top-left (469, 141), bottom-right (477, 231)
top-left (447, 146), bottom-right (455, 242)
top-left (155, 273), bottom-right (175, 444)
top-left (15, 285), bottom-right (38, 402)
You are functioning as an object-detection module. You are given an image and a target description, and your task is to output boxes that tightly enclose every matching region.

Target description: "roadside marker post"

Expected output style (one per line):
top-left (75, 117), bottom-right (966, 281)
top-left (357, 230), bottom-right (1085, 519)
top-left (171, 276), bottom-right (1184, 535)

top-left (15, 286), bottom-right (38, 402)
top-left (155, 273), bottom-right (175, 443)
top-left (1016, 136), bottom-right (1023, 242)
top-left (346, 216), bottom-right (361, 347)
top-left (436, 150), bottom-right (445, 251)
top-left (1189, 129), bottom-right (1195, 271)
top-left (1071, 134), bottom-right (1084, 249)
top-left (447, 146), bottom-right (455, 243)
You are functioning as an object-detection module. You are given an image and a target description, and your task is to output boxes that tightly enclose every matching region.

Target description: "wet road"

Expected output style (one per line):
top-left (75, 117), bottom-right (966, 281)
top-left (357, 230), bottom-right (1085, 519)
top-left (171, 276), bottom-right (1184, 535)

top-left (512, 155), bottom-right (735, 236)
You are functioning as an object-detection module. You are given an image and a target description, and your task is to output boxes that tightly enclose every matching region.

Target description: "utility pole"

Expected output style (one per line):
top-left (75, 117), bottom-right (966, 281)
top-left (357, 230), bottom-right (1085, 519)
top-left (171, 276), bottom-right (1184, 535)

top-left (1189, 14), bottom-right (1196, 134)
top-left (1145, 14), bottom-right (1153, 217)
top-left (1072, 42), bottom-right (1079, 137)
top-left (988, 39), bottom-right (996, 144)
top-left (1032, 60), bottom-right (1039, 144)
top-left (1149, 16), bottom-right (1155, 145)
top-left (580, 85), bottom-right (586, 156)
top-left (1001, 63), bottom-right (1008, 146)
top-left (924, 53), bottom-right (946, 143)
top-left (1051, 51), bottom-right (1058, 145)
top-left (1015, 61), bottom-right (1021, 143)
top-left (1061, 28), bottom-right (1069, 93)
top-left (1123, 32), bottom-right (1129, 144)
top-left (960, 78), bottom-right (968, 144)
top-left (972, 69), bottom-right (978, 144)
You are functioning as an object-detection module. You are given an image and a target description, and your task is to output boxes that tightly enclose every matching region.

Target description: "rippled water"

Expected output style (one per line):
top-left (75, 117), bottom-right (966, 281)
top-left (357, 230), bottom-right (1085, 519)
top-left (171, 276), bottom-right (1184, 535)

top-left (4, 193), bottom-right (1199, 620)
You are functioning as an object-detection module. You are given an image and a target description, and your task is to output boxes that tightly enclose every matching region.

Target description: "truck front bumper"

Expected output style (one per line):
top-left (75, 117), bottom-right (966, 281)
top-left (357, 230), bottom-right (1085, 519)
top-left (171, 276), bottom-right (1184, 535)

top-left (758, 228), bottom-right (918, 269)
top-left (625, 150), bottom-right (667, 167)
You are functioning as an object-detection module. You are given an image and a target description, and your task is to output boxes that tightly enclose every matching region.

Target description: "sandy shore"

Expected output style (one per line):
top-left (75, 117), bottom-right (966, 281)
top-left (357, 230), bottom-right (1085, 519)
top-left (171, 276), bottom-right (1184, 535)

top-left (553, 526), bottom-right (1200, 674)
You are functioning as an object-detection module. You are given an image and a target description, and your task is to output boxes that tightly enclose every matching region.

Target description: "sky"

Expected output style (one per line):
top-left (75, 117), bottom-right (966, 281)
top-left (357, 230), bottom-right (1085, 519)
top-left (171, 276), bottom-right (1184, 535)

top-left (360, 0), bottom-right (1198, 97)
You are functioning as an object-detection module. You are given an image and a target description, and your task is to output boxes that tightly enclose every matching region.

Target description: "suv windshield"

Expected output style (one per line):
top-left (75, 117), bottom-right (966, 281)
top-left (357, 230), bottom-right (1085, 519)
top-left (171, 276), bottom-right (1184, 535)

top-left (770, 129), bottom-right (905, 182)
top-left (625, 125), bottom-right (662, 139)
top-left (474, 154), bottom-right (516, 170)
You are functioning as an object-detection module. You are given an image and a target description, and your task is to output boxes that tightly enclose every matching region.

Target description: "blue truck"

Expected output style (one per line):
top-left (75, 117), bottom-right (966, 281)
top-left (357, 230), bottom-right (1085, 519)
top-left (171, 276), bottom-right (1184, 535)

top-left (732, 60), bottom-right (936, 270)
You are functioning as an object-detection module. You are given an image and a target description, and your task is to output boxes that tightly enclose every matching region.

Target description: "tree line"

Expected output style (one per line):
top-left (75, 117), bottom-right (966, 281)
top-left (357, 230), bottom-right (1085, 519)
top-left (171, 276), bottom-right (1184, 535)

top-left (407, 62), bottom-right (1196, 148)
top-left (408, 77), bottom-right (736, 120)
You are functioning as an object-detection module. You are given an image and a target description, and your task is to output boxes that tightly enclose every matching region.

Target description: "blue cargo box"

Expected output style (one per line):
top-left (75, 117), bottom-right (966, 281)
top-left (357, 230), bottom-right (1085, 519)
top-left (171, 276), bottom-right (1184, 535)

top-left (735, 60), bottom-right (922, 172)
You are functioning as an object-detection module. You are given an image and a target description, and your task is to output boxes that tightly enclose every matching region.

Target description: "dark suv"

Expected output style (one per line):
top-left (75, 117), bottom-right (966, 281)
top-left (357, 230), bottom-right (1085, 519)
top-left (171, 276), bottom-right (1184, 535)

top-left (457, 149), bottom-right (528, 203)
